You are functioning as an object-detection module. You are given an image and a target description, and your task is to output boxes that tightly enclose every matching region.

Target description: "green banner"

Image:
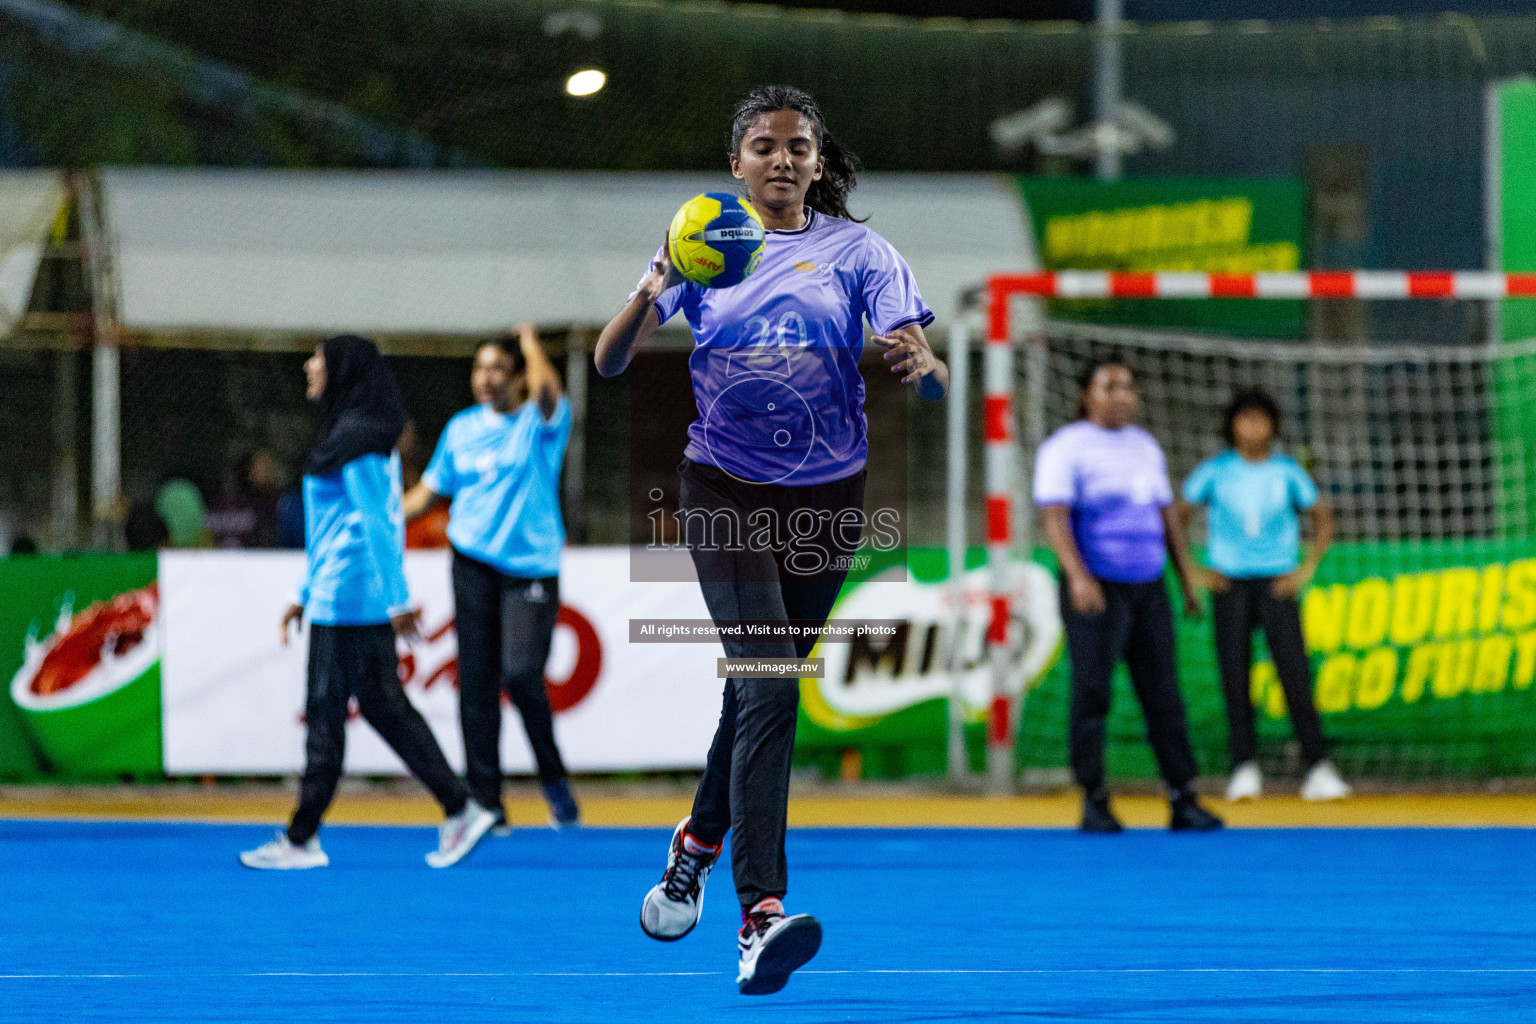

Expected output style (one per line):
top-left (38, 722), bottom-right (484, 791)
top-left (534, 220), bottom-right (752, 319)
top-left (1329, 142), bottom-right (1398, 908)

top-left (1498, 80), bottom-right (1536, 344)
top-left (1494, 81), bottom-right (1536, 536)
top-left (1017, 176), bottom-right (1306, 339)
top-left (0, 554), bottom-right (162, 780)
top-left (794, 543), bottom-right (1536, 781)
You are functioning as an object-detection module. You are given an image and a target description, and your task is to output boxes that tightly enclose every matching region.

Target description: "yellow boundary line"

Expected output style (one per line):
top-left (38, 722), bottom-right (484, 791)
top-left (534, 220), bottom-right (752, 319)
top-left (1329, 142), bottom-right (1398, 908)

top-left (3, 791), bottom-right (1536, 828)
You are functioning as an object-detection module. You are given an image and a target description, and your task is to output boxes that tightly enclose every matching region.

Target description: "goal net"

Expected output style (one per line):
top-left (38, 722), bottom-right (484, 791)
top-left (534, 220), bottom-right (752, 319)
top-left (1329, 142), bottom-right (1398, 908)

top-left (1012, 319), bottom-right (1536, 782)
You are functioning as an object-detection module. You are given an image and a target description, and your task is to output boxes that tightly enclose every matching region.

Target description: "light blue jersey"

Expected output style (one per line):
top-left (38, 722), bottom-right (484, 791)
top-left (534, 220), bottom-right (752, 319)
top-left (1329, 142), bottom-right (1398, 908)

top-left (422, 397), bottom-right (571, 578)
top-left (296, 452), bottom-right (411, 625)
top-left (645, 209), bottom-right (933, 486)
top-left (1183, 450), bottom-right (1319, 579)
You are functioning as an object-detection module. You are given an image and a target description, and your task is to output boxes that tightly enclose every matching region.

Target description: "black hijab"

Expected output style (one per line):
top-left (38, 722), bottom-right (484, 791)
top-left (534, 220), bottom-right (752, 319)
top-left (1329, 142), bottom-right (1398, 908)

top-left (306, 335), bottom-right (406, 477)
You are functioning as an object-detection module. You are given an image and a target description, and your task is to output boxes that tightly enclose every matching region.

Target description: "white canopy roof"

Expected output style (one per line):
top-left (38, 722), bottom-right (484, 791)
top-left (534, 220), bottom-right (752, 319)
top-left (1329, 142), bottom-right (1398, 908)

top-left (0, 170), bottom-right (65, 340)
top-left (102, 168), bottom-right (1039, 337)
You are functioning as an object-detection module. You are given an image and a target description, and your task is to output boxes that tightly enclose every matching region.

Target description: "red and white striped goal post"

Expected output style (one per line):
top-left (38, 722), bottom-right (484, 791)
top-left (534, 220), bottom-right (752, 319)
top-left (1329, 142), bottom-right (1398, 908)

top-left (978, 268), bottom-right (1526, 788)
top-left (990, 269), bottom-right (1536, 307)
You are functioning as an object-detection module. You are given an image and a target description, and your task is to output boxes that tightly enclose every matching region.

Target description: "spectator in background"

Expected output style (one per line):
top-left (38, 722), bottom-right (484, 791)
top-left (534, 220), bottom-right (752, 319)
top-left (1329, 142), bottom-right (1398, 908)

top-left (244, 448), bottom-right (282, 547)
top-left (207, 466), bottom-right (256, 547)
top-left (1034, 357), bottom-right (1223, 834)
top-left (208, 448), bottom-right (282, 548)
top-left (1176, 388), bottom-right (1351, 803)
top-left (154, 479), bottom-right (210, 548)
top-left (124, 499), bottom-right (169, 551)
top-left (0, 510), bottom-right (36, 554)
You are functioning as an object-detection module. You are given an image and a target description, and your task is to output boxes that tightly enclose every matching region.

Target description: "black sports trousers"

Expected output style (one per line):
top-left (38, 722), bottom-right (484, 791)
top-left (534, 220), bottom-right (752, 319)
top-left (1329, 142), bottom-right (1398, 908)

top-left (1211, 576), bottom-right (1328, 768)
top-left (679, 459), bottom-right (865, 910)
top-left (452, 548), bottom-right (569, 812)
top-left (1059, 576), bottom-right (1200, 793)
top-left (289, 623), bottom-right (467, 844)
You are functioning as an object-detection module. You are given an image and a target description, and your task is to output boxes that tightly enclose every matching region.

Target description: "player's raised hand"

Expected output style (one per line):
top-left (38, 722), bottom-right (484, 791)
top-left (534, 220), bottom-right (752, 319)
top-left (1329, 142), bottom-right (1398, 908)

top-left (597, 235), bottom-right (682, 378)
top-left (636, 235), bottom-right (685, 303)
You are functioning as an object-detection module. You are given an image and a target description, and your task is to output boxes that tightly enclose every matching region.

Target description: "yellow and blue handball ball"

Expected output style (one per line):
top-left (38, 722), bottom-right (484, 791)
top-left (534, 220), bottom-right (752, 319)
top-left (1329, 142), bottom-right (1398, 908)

top-left (667, 192), bottom-right (766, 288)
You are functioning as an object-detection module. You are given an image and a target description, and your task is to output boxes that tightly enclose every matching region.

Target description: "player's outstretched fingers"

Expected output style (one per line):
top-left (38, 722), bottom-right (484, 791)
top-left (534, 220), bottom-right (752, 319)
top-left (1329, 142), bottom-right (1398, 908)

top-left (875, 334), bottom-right (908, 374)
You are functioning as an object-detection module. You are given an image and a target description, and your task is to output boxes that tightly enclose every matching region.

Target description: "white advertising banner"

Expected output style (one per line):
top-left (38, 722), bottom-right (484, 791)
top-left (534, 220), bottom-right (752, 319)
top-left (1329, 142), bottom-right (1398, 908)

top-left (103, 169), bottom-right (1034, 336)
top-left (159, 548), bottom-right (723, 775)
top-left (0, 171), bottom-right (64, 341)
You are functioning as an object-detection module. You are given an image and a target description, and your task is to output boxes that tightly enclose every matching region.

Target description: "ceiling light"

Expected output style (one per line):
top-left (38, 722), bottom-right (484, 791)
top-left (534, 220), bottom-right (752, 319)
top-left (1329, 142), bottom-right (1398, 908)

top-left (565, 70), bottom-right (606, 97)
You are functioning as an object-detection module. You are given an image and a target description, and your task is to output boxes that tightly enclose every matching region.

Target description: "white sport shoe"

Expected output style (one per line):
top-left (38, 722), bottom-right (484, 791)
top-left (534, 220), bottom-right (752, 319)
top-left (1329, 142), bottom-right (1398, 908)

top-left (425, 799), bottom-right (498, 868)
top-left (640, 817), bottom-right (720, 941)
top-left (736, 898), bottom-right (822, 996)
top-left (240, 830), bottom-right (329, 870)
top-left (1226, 761), bottom-right (1263, 802)
top-left (1301, 760), bottom-right (1353, 801)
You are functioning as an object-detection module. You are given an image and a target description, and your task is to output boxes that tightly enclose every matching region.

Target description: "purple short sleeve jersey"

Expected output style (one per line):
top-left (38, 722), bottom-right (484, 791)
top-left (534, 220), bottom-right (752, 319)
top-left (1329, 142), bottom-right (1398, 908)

top-left (641, 208), bottom-right (933, 486)
top-left (1033, 421), bottom-right (1173, 584)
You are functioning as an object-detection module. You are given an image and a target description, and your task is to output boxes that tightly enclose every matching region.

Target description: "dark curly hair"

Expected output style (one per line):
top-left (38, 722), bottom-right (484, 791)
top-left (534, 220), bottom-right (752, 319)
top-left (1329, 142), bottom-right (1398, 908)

top-left (482, 334), bottom-right (528, 376)
top-left (1222, 387), bottom-right (1282, 446)
top-left (1074, 352), bottom-right (1132, 419)
top-left (729, 85), bottom-right (865, 223)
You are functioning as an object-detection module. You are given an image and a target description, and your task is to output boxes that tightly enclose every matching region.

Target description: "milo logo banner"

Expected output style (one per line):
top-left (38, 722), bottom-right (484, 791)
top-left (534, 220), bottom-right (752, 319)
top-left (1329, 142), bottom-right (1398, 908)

top-left (0, 554), bottom-right (162, 779)
top-left (795, 544), bottom-right (1536, 781)
top-left (796, 548), bottom-right (1064, 778)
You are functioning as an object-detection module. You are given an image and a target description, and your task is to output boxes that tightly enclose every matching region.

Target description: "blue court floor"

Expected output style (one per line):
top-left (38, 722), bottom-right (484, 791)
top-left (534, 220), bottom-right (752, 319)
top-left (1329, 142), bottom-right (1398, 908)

top-left (2, 821), bottom-right (1534, 1023)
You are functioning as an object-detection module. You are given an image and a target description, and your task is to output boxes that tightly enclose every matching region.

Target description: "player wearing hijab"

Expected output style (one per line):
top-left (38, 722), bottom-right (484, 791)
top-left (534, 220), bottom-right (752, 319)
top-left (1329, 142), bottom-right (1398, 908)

top-left (240, 335), bottom-right (496, 870)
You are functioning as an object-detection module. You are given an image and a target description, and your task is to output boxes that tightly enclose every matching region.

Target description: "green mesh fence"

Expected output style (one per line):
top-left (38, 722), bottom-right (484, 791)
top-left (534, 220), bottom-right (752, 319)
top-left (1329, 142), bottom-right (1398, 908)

top-left (1015, 321), bottom-right (1536, 783)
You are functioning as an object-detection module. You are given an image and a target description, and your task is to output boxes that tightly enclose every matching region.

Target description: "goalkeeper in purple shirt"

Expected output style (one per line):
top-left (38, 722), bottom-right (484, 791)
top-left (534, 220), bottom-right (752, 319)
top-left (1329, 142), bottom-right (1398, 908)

top-left (1034, 357), bottom-right (1223, 836)
top-left (595, 85), bottom-right (947, 995)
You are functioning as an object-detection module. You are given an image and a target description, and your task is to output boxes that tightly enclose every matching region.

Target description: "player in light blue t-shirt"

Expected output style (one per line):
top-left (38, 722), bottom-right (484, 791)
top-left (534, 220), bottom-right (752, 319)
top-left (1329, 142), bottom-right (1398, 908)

top-left (241, 335), bottom-right (489, 872)
top-left (594, 86), bottom-right (947, 994)
top-left (1177, 387), bottom-right (1350, 804)
top-left (405, 325), bottom-right (579, 833)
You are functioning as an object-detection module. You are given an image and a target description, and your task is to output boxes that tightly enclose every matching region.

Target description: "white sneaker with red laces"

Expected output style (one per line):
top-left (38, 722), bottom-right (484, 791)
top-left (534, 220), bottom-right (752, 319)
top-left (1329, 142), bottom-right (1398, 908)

top-left (239, 831), bottom-right (328, 870)
top-left (425, 799), bottom-right (497, 868)
top-left (736, 898), bottom-right (822, 996)
top-left (640, 817), bottom-right (720, 941)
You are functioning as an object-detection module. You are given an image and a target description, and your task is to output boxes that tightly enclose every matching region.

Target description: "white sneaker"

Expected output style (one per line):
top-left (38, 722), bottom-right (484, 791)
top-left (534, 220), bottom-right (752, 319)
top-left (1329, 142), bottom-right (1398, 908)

top-left (425, 799), bottom-right (498, 868)
top-left (1226, 761), bottom-right (1262, 802)
top-left (640, 817), bottom-right (720, 941)
top-left (737, 898), bottom-right (822, 996)
top-left (240, 830), bottom-right (328, 870)
top-left (1301, 760), bottom-right (1353, 801)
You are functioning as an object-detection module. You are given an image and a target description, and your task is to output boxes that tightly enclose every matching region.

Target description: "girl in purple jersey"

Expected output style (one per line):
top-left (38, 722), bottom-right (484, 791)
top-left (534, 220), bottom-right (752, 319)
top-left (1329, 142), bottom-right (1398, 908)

top-left (1034, 358), bottom-right (1222, 835)
top-left (595, 85), bottom-right (947, 995)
